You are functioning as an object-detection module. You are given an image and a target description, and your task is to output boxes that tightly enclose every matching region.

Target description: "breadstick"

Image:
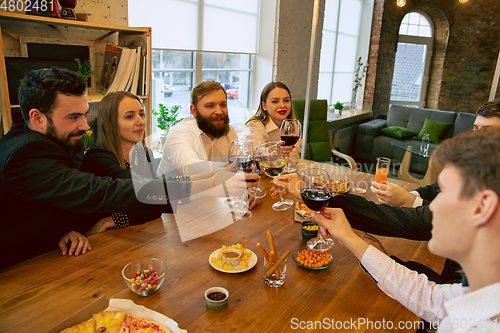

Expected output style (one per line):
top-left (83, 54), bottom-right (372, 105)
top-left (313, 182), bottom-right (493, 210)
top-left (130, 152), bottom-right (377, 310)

top-left (256, 243), bottom-right (269, 261)
top-left (267, 231), bottom-right (277, 255)
top-left (271, 251), bottom-right (281, 278)
top-left (266, 251), bottom-right (290, 277)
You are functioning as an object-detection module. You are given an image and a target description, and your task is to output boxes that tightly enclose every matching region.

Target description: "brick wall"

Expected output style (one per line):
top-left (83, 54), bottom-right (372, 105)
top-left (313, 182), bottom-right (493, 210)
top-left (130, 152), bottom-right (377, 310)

top-left (274, 0), bottom-right (325, 99)
top-left (364, 0), bottom-right (500, 117)
top-left (78, 0), bottom-right (128, 26)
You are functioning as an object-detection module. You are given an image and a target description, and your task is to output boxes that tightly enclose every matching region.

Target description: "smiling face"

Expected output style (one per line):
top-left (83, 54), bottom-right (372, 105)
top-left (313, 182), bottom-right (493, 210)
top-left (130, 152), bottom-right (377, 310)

top-left (117, 96), bottom-right (146, 147)
top-left (262, 87), bottom-right (291, 127)
top-left (190, 89), bottom-right (230, 139)
top-left (43, 93), bottom-right (89, 153)
top-left (428, 165), bottom-right (475, 261)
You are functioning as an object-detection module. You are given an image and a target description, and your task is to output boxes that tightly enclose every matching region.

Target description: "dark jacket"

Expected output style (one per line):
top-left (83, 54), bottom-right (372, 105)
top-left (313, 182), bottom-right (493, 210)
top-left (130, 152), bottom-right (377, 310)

top-left (80, 145), bottom-right (172, 225)
top-left (0, 124), bottom-right (187, 269)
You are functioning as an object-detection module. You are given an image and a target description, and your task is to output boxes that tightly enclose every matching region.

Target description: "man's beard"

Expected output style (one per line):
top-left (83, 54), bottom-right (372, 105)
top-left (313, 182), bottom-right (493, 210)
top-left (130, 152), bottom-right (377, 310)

top-left (45, 119), bottom-right (85, 154)
top-left (195, 111), bottom-right (230, 139)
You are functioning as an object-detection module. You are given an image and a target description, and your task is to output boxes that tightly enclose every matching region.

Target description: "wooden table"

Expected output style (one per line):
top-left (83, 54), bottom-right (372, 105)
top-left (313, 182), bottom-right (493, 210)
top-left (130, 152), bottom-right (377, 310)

top-left (0, 162), bottom-right (444, 332)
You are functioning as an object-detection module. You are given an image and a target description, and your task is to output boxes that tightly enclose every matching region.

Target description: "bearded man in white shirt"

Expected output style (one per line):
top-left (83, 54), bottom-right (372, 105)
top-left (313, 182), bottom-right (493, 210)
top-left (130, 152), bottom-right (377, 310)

top-left (313, 127), bottom-right (500, 332)
top-left (157, 81), bottom-right (260, 208)
top-left (157, 81), bottom-right (238, 177)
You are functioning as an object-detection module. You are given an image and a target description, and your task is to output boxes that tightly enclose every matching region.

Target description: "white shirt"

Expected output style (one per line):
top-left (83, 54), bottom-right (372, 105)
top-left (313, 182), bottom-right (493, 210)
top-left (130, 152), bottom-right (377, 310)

top-left (156, 116), bottom-right (238, 177)
top-left (241, 120), bottom-right (301, 164)
top-left (410, 190), bottom-right (424, 207)
top-left (361, 246), bottom-right (500, 332)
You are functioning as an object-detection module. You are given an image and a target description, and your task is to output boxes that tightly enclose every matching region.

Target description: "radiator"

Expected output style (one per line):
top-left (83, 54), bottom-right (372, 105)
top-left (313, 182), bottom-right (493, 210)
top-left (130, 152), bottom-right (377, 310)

top-left (332, 125), bottom-right (358, 155)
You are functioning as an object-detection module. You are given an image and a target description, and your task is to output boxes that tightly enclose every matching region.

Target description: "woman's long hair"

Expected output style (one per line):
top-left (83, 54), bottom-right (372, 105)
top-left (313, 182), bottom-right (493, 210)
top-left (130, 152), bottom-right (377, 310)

top-left (95, 91), bottom-right (146, 169)
top-left (244, 81), bottom-right (295, 126)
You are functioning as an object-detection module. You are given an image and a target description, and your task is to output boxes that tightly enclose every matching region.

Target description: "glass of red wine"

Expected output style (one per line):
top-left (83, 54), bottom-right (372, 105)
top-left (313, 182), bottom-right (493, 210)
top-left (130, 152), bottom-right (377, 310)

top-left (280, 119), bottom-right (301, 174)
top-left (300, 168), bottom-right (334, 251)
top-left (227, 139), bottom-right (255, 219)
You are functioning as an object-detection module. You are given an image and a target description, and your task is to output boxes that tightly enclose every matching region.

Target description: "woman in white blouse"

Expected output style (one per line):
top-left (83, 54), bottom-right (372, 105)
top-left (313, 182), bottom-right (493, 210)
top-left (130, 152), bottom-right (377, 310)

top-left (241, 82), bottom-right (302, 165)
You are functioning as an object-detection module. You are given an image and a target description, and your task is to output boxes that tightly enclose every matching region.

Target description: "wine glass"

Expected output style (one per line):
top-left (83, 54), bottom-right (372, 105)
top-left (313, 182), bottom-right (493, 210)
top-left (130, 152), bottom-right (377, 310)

top-left (280, 119), bottom-right (301, 174)
top-left (257, 141), bottom-right (294, 211)
top-left (249, 144), bottom-right (266, 198)
top-left (226, 139), bottom-right (254, 219)
top-left (300, 168), bottom-right (334, 251)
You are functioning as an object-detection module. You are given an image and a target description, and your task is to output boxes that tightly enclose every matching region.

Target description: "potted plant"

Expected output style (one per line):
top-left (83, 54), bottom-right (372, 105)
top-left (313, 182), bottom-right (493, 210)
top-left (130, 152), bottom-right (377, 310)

top-left (75, 58), bottom-right (94, 91)
top-left (152, 104), bottom-right (184, 153)
top-left (82, 128), bottom-right (95, 151)
top-left (334, 101), bottom-right (344, 113)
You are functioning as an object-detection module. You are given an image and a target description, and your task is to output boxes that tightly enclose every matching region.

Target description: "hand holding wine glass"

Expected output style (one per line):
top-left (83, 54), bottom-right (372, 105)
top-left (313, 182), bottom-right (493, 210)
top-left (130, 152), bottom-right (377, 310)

top-left (300, 168), bottom-right (334, 251)
top-left (280, 119), bottom-right (301, 174)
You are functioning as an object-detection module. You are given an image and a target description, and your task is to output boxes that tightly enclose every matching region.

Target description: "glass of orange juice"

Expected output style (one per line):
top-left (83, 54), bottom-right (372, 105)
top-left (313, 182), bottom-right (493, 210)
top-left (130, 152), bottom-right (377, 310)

top-left (374, 157), bottom-right (390, 183)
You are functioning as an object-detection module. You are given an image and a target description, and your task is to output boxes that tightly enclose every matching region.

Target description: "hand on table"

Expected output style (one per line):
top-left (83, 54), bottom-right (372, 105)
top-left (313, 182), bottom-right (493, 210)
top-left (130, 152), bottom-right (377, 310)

top-left (59, 231), bottom-right (91, 256)
top-left (312, 208), bottom-right (369, 260)
top-left (270, 173), bottom-right (302, 200)
top-left (370, 181), bottom-right (417, 207)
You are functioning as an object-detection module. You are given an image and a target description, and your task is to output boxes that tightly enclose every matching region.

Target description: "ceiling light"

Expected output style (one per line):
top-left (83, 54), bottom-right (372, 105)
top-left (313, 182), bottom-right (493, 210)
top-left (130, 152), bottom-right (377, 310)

top-left (459, 0), bottom-right (468, 3)
top-left (397, 0), bottom-right (406, 7)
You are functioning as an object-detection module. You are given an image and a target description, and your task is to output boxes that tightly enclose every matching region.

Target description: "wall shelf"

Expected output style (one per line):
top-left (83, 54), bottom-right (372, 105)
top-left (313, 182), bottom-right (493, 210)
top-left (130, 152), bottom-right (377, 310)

top-left (0, 12), bottom-right (152, 136)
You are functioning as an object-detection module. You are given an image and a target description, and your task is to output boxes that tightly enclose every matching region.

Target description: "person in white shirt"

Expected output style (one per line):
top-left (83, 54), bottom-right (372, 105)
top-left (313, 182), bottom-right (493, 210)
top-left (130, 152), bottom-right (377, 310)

top-left (371, 99), bottom-right (500, 208)
top-left (156, 80), bottom-right (260, 208)
top-left (157, 81), bottom-right (238, 177)
top-left (241, 81), bottom-right (301, 166)
top-left (312, 127), bottom-right (500, 332)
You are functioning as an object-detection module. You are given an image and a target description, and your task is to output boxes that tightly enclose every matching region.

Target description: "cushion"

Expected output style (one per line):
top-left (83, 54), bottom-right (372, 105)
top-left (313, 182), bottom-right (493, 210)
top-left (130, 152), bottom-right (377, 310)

top-left (380, 126), bottom-right (417, 140)
top-left (308, 141), bottom-right (332, 162)
top-left (417, 118), bottom-right (453, 144)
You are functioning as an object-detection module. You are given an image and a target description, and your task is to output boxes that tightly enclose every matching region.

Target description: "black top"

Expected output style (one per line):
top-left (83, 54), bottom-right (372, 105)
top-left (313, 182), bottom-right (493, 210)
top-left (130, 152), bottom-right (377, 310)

top-left (80, 145), bottom-right (172, 226)
top-left (415, 183), bottom-right (440, 205)
top-left (0, 123), bottom-right (188, 270)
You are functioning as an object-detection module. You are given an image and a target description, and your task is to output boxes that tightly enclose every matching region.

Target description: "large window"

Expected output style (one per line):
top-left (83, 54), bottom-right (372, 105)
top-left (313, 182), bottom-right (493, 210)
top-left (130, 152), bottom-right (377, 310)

top-left (318, 0), bottom-right (363, 107)
top-left (390, 12), bottom-right (433, 107)
top-left (129, 0), bottom-right (260, 139)
top-left (151, 50), bottom-right (252, 139)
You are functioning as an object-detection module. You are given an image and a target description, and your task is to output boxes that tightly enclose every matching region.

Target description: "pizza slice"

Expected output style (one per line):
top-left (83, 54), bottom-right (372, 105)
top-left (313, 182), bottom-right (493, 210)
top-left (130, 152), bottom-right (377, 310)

top-left (59, 318), bottom-right (96, 333)
top-left (119, 314), bottom-right (171, 333)
top-left (93, 311), bottom-right (127, 333)
top-left (296, 202), bottom-right (313, 217)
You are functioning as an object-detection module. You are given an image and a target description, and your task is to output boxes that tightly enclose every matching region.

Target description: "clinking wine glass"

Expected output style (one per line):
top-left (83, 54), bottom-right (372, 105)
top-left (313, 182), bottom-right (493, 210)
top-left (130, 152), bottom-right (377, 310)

top-left (249, 145), bottom-right (267, 198)
top-left (280, 119), bottom-right (301, 174)
top-left (227, 139), bottom-right (255, 219)
top-left (300, 168), bottom-right (334, 251)
top-left (257, 141), bottom-right (294, 211)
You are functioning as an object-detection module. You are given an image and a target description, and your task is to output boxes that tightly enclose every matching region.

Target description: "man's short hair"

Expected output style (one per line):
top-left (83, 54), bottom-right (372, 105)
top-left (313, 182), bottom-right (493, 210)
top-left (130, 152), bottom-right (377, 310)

top-left (432, 127), bottom-right (500, 198)
top-left (475, 99), bottom-right (500, 118)
top-left (190, 81), bottom-right (227, 107)
top-left (18, 67), bottom-right (87, 123)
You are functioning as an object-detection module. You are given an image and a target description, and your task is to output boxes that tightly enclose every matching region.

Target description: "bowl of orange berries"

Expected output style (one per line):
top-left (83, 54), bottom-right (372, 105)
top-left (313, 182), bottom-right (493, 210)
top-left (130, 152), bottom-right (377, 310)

top-left (292, 248), bottom-right (333, 270)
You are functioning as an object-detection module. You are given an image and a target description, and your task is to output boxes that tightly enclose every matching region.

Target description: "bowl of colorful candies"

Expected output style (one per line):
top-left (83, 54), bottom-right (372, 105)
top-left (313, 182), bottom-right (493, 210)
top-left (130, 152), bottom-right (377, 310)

top-left (122, 258), bottom-right (167, 296)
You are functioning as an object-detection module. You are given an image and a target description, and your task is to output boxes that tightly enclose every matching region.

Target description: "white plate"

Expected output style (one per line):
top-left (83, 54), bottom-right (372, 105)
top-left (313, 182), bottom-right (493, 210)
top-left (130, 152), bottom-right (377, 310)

top-left (208, 248), bottom-right (258, 274)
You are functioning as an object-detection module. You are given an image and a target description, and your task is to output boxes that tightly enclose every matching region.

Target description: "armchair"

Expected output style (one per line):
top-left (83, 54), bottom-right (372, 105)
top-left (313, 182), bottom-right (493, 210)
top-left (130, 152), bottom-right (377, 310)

top-left (292, 99), bottom-right (358, 171)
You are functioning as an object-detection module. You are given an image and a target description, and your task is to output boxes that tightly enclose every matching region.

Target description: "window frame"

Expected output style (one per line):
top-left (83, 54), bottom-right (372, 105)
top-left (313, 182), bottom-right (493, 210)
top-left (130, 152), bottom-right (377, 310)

top-left (390, 11), bottom-right (434, 108)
